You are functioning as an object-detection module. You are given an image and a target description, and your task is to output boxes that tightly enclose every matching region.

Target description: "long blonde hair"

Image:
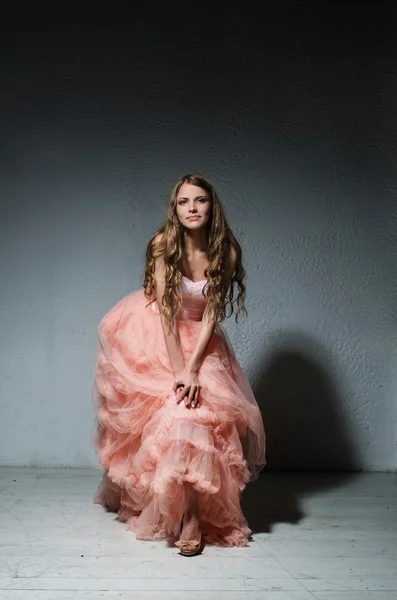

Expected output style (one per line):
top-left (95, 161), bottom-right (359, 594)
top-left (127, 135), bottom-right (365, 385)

top-left (143, 174), bottom-right (247, 329)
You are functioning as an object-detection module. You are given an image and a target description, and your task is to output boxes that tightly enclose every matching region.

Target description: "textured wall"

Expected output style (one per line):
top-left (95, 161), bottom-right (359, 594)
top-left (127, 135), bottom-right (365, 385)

top-left (1, 10), bottom-right (396, 470)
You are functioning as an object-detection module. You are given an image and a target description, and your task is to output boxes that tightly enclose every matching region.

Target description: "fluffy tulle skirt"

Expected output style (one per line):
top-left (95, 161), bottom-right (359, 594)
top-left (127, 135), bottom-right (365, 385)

top-left (92, 289), bottom-right (266, 546)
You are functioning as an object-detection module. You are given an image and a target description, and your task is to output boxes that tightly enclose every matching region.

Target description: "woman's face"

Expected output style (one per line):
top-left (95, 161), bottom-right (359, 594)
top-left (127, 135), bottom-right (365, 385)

top-left (175, 183), bottom-right (211, 230)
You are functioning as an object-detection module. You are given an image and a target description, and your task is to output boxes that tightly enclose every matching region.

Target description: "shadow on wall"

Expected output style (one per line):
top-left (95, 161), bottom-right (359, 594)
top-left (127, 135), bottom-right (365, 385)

top-left (242, 331), bottom-right (363, 534)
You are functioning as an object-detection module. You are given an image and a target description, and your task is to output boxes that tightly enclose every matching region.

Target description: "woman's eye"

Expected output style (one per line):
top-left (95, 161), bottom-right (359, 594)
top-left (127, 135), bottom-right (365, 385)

top-left (197, 197), bottom-right (207, 203)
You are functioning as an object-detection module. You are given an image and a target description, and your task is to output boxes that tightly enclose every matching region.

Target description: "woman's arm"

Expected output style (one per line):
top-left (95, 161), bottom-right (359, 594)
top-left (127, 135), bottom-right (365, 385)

top-left (176, 245), bottom-right (238, 408)
top-left (185, 312), bottom-right (217, 375)
top-left (153, 238), bottom-right (185, 375)
top-left (186, 244), bottom-right (237, 374)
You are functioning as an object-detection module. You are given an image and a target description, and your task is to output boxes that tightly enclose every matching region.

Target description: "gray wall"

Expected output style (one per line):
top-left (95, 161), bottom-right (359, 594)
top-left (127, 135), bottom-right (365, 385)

top-left (1, 9), bottom-right (396, 470)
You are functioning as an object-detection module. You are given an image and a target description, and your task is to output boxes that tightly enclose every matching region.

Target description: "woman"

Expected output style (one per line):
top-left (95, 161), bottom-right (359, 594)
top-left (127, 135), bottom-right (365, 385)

top-left (92, 174), bottom-right (266, 556)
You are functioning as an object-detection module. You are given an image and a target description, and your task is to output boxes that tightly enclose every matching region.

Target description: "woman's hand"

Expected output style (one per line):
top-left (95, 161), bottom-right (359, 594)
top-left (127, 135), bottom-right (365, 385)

top-left (172, 367), bottom-right (201, 409)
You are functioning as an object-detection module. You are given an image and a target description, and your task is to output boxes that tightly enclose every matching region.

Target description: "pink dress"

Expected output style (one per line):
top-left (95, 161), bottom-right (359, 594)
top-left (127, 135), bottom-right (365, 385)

top-left (92, 276), bottom-right (266, 546)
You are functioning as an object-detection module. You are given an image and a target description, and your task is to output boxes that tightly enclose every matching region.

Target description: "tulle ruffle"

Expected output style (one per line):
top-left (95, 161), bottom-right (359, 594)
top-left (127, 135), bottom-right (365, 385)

top-left (92, 289), bottom-right (266, 547)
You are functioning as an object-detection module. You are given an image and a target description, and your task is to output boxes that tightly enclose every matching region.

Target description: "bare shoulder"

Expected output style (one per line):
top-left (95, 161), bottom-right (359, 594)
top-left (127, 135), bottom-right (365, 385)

top-left (153, 232), bottom-right (164, 244)
top-left (151, 232), bottom-right (165, 259)
top-left (152, 233), bottom-right (165, 281)
top-left (229, 243), bottom-right (238, 266)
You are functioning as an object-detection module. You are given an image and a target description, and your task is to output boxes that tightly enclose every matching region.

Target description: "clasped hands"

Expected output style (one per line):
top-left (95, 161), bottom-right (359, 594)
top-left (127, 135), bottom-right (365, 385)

top-left (173, 367), bottom-right (201, 409)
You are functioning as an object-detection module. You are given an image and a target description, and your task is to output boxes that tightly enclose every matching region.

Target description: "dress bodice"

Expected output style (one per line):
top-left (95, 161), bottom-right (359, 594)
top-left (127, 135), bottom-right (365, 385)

top-left (178, 276), bottom-right (207, 321)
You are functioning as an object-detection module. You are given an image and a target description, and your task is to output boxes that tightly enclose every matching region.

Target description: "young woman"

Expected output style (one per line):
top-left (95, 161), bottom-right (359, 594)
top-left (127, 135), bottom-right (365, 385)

top-left (92, 174), bottom-right (266, 556)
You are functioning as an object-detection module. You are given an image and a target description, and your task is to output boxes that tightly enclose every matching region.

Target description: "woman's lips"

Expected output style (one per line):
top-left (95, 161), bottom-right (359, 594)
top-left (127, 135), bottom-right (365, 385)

top-left (187, 216), bottom-right (201, 220)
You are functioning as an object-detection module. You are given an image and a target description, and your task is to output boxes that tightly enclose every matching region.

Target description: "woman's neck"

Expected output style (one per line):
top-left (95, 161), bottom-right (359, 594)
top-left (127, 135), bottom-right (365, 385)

top-left (183, 229), bottom-right (209, 255)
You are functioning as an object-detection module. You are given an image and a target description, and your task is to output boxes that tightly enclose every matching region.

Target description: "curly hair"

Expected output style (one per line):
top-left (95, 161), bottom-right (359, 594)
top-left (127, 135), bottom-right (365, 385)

top-left (143, 174), bottom-right (247, 330)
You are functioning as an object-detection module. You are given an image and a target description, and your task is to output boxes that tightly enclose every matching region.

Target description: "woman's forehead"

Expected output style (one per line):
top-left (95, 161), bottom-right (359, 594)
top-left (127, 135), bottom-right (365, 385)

top-left (177, 182), bottom-right (208, 198)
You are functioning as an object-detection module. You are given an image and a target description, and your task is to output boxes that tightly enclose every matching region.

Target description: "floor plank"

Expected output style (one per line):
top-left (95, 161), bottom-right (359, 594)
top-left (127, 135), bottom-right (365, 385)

top-left (0, 468), bottom-right (396, 599)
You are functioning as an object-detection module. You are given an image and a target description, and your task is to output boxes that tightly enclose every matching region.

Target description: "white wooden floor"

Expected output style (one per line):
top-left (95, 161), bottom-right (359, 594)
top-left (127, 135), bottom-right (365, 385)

top-left (0, 468), bottom-right (396, 599)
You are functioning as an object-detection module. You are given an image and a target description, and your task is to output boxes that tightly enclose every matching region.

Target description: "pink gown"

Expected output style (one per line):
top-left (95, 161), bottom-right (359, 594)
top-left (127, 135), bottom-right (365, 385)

top-left (92, 276), bottom-right (266, 547)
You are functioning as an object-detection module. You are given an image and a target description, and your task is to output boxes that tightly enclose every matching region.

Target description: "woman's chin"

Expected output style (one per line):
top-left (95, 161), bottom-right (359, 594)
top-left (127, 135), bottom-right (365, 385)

top-left (183, 221), bottom-right (208, 231)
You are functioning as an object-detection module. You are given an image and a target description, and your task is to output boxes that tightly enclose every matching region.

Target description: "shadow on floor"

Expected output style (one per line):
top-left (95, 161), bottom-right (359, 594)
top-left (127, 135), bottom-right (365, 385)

top-left (243, 331), bottom-right (363, 534)
top-left (242, 470), bottom-right (360, 535)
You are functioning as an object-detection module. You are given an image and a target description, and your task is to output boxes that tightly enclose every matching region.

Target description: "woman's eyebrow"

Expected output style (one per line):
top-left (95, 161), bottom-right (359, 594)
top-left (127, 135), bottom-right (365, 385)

top-left (177, 195), bottom-right (208, 200)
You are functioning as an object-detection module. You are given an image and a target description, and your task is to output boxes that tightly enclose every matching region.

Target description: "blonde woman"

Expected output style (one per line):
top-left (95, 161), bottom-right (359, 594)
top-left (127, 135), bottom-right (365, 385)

top-left (92, 174), bottom-right (266, 556)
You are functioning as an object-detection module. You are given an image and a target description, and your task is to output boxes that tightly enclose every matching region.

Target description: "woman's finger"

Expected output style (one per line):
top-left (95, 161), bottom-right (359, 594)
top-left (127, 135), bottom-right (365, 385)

top-left (185, 385), bottom-right (196, 408)
top-left (175, 385), bottom-right (185, 404)
top-left (191, 387), bottom-right (200, 409)
top-left (184, 387), bottom-right (192, 407)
